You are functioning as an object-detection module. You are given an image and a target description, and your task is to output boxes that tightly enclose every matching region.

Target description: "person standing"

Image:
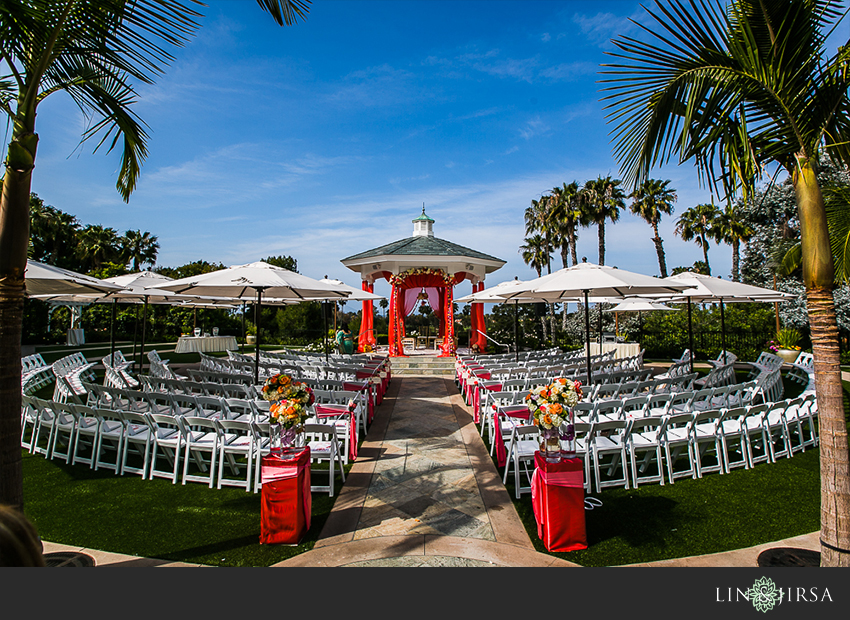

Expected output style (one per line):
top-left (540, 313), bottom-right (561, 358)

top-left (335, 323), bottom-right (356, 355)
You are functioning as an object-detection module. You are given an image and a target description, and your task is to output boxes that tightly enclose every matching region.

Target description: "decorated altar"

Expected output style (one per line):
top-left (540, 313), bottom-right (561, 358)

top-left (340, 208), bottom-right (506, 358)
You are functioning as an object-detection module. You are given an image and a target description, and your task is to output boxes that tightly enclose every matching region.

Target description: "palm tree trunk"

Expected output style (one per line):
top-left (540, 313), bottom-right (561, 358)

top-left (570, 232), bottom-right (579, 267)
top-left (794, 156), bottom-right (850, 567)
top-left (651, 221), bottom-right (668, 277)
top-left (598, 221), bottom-right (605, 266)
top-left (701, 234), bottom-right (710, 275)
top-left (0, 134), bottom-right (37, 510)
top-left (731, 239), bottom-right (740, 282)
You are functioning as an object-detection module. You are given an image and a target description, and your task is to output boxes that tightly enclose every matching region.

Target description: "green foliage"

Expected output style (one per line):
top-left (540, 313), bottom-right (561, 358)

top-left (156, 260), bottom-right (227, 280)
top-left (263, 255), bottom-right (298, 272)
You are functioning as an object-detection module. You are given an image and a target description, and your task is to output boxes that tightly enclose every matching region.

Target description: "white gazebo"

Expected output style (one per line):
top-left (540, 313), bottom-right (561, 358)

top-left (340, 208), bottom-right (505, 356)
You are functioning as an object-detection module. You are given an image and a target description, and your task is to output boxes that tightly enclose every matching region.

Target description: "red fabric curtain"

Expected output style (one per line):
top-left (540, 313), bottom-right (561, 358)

top-left (388, 272), bottom-right (463, 357)
top-left (358, 281), bottom-right (376, 352)
top-left (474, 282), bottom-right (487, 352)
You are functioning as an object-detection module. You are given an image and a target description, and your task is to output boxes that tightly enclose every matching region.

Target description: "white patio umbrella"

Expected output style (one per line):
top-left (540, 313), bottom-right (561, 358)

top-left (155, 261), bottom-right (351, 383)
top-left (653, 271), bottom-right (796, 371)
top-left (24, 260), bottom-right (122, 296)
top-left (604, 298), bottom-right (675, 346)
top-left (496, 261), bottom-right (690, 382)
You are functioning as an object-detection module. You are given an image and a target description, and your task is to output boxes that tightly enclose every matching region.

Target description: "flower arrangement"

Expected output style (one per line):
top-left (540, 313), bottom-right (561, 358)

top-left (390, 267), bottom-right (455, 286)
top-left (262, 373), bottom-right (315, 429)
top-left (525, 377), bottom-right (583, 430)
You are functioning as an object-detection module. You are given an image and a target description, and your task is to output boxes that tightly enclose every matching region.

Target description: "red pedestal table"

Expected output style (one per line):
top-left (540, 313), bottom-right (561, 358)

top-left (531, 452), bottom-right (587, 552)
top-left (260, 448), bottom-right (312, 545)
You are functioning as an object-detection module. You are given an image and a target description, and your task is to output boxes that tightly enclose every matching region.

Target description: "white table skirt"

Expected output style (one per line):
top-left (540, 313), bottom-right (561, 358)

top-left (175, 335), bottom-right (238, 354)
top-left (587, 342), bottom-right (641, 359)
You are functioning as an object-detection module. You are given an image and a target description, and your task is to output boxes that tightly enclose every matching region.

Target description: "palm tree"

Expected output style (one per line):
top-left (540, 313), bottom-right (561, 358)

top-left (602, 0), bottom-right (850, 566)
top-left (76, 224), bottom-right (121, 272)
top-left (519, 234), bottom-right (550, 278)
top-left (580, 175), bottom-right (626, 265)
top-left (549, 181), bottom-right (583, 269)
top-left (629, 179), bottom-right (677, 277)
top-left (0, 0), bottom-right (311, 511)
top-left (675, 203), bottom-right (719, 275)
top-left (524, 196), bottom-right (555, 274)
top-left (711, 203), bottom-right (754, 282)
top-left (122, 230), bottom-right (160, 271)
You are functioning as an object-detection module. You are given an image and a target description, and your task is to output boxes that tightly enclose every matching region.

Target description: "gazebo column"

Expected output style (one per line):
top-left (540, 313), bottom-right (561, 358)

top-left (388, 280), bottom-right (403, 356)
top-left (439, 283), bottom-right (455, 357)
top-left (469, 282), bottom-right (478, 350)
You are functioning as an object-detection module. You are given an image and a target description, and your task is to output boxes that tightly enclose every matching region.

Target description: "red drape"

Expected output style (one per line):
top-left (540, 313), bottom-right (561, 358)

top-left (358, 280), bottom-right (376, 353)
top-left (474, 282), bottom-right (487, 353)
top-left (388, 271), bottom-right (463, 357)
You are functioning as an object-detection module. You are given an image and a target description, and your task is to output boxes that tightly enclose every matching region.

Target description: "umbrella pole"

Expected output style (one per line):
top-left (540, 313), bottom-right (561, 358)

top-left (324, 300), bottom-right (329, 364)
top-left (241, 301), bottom-right (246, 354)
top-left (110, 298), bottom-right (116, 364)
top-left (139, 296), bottom-right (149, 375)
top-left (720, 299), bottom-right (727, 365)
top-left (514, 302), bottom-right (519, 364)
top-left (584, 290), bottom-right (591, 384)
top-left (254, 289), bottom-right (263, 386)
top-left (688, 298), bottom-right (694, 375)
top-left (132, 305), bottom-right (139, 362)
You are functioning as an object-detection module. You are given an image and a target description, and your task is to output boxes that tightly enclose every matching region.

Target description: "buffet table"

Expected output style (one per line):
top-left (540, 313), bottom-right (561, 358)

top-left (174, 335), bottom-right (238, 353)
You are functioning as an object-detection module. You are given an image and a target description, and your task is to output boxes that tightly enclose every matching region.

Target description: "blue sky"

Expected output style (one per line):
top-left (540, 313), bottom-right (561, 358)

top-left (27, 0), bottom-right (751, 303)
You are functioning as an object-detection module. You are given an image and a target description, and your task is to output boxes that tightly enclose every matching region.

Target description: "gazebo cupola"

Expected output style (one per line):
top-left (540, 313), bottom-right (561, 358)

top-left (341, 208), bottom-right (505, 357)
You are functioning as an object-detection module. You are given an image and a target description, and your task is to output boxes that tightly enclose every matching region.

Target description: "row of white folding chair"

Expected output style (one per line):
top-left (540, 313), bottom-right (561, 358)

top-left (139, 375), bottom-right (258, 401)
top-left (500, 394), bottom-right (818, 496)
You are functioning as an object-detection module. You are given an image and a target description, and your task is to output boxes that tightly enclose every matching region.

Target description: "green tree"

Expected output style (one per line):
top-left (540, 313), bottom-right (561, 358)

top-left (524, 196), bottom-right (555, 274)
top-left (675, 203), bottom-right (720, 276)
top-left (0, 0), bottom-right (311, 511)
top-left (711, 203), bottom-right (754, 282)
top-left (263, 255), bottom-right (298, 272)
top-left (580, 175), bottom-right (626, 266)
top-left (29, 194), bottom-right (80, 269)
top-left (519, 234), bottom-right (550, 278)
top-left (602, 0), bottom-right (850, 565)
top-left (76, 224), bottom-right (121, 272)
top-left (549, 181), bottom-right (583, 269)
top-left (628, 178), bottom-right (677, 277)
top-left (121, 230), bottom-right (159, 271)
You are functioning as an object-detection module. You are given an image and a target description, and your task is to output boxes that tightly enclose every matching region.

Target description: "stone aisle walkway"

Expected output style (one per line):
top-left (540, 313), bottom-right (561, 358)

top-left (276, 375), bottom-right (576, 567)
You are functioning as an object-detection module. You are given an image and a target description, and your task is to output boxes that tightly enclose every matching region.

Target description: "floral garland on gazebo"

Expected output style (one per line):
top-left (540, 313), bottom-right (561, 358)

top-left (389, 267), bottom-right (456, 286)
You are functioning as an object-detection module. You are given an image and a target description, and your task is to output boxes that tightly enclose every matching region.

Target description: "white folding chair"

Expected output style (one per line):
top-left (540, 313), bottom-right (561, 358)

top-left (304, 422), bottom-right (346, 497)
top-left (662, 412), bottom-right (697, 483)
top-left (784, 393), bottom-right (818, 453)
top-left (717, 406), bottom-right (749, 473)
top-left (691, 408), bottom-right (726, 477)
top-left (68, 403), bottom-right (102, 468)
top-left (626, 415), bottom-right (666, 487)
top-left (502, 424), bottom-right (539, 499)
top-left (119, 410), bottom-right (153, 478)
top-left (740, 403), bottom-right (774, 467)
top-left (589, 419), bottom-right (631, 492)
top-left (179, 416), bottom-right (220, 487)
top-left (146, 413), bottom-right (185, 484)
top-left (47, 401), bottom-right (80, 465)
top-left (215, 418), bottom-right (257, 491)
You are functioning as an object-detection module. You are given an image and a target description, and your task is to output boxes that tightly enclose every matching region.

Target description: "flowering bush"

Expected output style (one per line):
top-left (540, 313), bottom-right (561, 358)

top-left (525, 378), bottom-right (583, 430)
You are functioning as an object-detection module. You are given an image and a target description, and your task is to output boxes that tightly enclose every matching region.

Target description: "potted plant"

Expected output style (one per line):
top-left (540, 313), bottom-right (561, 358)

top-left (774, 328), bottom-right (802, 363)
top-left (245, 323), bottom-right (257, 345)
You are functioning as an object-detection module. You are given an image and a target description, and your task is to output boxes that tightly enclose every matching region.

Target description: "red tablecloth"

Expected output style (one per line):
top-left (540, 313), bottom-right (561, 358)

top-left (260, 448), bottom-right (311, 545)
top-left (531, 453), bottom-right (587, 552)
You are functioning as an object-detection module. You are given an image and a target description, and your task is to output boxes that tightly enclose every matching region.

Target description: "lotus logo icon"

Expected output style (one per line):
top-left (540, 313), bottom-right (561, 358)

top-left (746, 577), bottom-right (784, 612)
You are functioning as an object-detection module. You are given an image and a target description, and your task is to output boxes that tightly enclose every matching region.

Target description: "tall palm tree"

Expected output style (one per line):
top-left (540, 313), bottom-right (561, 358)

top-left (711, 203), bottom-right (754, 282)
top-left (602, 0), bottom-right (850, 566)
top-left (122, 230), bottom-right (160, 271)
top-left (629, 178), bottom-right (677, 277)
top-left (580, 175), bottom-right (626, 265)
top-left (675, 203), bottom-right (720, 275)
top-left (524, 196), bottom-right (555, 274)
top-left (549, 181), bottom-right (583, 269)
top-left (519, 234), bottom-right (550, 278)
top-left (0, 0), bottom-right (311, 511)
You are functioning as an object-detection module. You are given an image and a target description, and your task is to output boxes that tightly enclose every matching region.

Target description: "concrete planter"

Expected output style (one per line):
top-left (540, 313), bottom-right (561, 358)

top-left (246, 335), bottom-right (257, 345)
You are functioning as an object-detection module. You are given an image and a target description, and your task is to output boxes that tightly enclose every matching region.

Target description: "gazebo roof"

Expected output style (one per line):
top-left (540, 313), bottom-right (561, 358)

top-left (341, 235), bottom-right (503, 263)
